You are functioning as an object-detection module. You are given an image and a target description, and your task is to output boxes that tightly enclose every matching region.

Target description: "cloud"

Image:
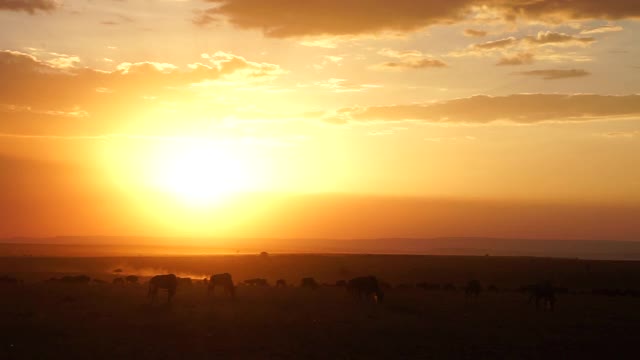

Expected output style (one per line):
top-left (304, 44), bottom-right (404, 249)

top-left (472, 37), bottom-right (518, 50)
top-left (0, 49), bottom-right (284, 133)
top-left (374, 58), bottom-right (447, 70)
top-left (373, 48), bottom-right (447, 70)
top-left (504, 1), bottom-right (640, 22)
top-left (195, 1), bottom-right (640, 38)
top-left (497, 52), bottom-right (534, 66)
top-left (601, 130), bottom-right (639, 138)
top-left (194, 0), bottom-right (476, 37)
top-left (580, 25), bottom-right (624, 35)
top-left (0, 0), bottom-right (58, 14)
top-left (517, 69), bottom-right (590, 80)
top-left (524, 31), bottom-right (595, 46)
top-left (464, 29), bottom-right (488, 37)
top-left (303, 78), bottom-right (382, 93)
top-left (325, 94), bottom-right (640, 124)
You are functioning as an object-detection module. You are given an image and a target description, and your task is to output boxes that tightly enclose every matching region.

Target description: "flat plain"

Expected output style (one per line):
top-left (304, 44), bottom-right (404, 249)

top-left (1, 254), bottom-right (640, 359)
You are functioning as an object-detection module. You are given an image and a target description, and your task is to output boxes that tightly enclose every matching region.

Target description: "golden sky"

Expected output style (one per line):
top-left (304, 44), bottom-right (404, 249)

top-left (1, 0), bottom-right (639, 240)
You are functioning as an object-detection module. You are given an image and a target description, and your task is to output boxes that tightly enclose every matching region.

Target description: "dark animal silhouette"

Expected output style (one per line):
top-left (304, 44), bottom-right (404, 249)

top-left (525, 281), bottom-right (556, 311)
top-left (276, 279), bottom-right (287, 287)
top-left (0, 275), bottom-right (21, 285)
top-left (148, 274), bottom-right (177, 304)
top-left (465, 280), bottom-right (482, 299)
top-left (112, 277), bottom-right (125, 285)
top-left (347, 276), bottom-right (384, 303)
top-left (125, 275), bottom-right (139, 284)
top-left (208, 273), bottom-right (235, 298)
top-left (301, 277), bottom-right (319, 289)
top-left (244, 278), bottom-right (269, 286)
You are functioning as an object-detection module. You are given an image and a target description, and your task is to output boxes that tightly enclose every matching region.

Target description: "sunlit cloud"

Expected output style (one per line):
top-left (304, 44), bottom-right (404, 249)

top-left (516, 69), bottom-right (591, 80)
top-left (463, 28), bottom-right (488, 37)
top-left (0, 0), bottom-right (58, 14)
top-left (496, 52), bottom-right (534, 66)
top-left (325, 94), bottom-right (640, 124)
top-left (580, 25), bottom-right (624, 35)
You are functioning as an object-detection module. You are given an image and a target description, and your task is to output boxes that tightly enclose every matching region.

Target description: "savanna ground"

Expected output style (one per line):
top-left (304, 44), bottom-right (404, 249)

top-left (1, 254), bottom-right (640, 359)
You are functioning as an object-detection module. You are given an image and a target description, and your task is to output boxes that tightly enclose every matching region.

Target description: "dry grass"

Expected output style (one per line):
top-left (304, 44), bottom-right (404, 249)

top-left (1, 254), bottom-right (640, 359)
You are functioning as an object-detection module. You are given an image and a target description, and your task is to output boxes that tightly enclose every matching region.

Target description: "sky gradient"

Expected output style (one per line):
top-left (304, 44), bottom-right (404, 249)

top-left (1, 0), bottom-right (639, 240)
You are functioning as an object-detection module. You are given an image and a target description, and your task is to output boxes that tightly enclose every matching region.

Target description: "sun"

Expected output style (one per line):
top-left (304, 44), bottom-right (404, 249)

top-left (151, 141), bottom-right (254, 207)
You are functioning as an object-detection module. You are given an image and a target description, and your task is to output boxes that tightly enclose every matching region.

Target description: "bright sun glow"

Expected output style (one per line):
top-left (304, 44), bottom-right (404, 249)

top-left (152, 142), bottom-right (254, 206)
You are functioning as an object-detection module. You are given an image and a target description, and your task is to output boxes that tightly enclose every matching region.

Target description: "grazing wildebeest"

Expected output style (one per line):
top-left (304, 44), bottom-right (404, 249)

top-left (112, 277), bottom-right (125, 285)
top-left (244, 278), bottom-right (269, 287)
top-left (0, 275), bottom-right (21, 285)
top-left (525, 281), bottom-right (556, 311)
top-left (208, 273), bottom-right (235, 298)
top-left (347, 276), bottom-right (384, 303)
top-left (300, 277), bottom-right (319, 290)
top-left (177, 277), bottom-right (193, 287)
top-left (465, 280), bottom-right (482, 299)
top-left (125, 275), bottom-right (139, 284)
top-left (276, 279), bottom-right (287, 287)
top-left (148, 274), bottom-right (178, 304)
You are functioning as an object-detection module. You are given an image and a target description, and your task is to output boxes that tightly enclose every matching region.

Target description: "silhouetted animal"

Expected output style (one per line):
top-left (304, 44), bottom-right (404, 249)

top-left (244, 278), bottom-right (269, 286)
top-left (208, 273), bottom-right (235, 298)
top-left (177, 277), bottom-right (193, 287)
top-left (112, 277), bottom-right (125, 285)
top-left (525, 281), bottom-right (556, 311)
top-left (301, 277), bottom-right (319, 290)
top-left (348, 276), bottom-right (384, 303)
top-left (125, 275), bottom-right (139, 284)
top-left (0, 275), bottom-right (21, 285)
top-left (465, 280), bottom-right (482, 299)
top-left (148, 274), bottom-right (177, 304)
top-left (276, 279), bottom-right (287, 287)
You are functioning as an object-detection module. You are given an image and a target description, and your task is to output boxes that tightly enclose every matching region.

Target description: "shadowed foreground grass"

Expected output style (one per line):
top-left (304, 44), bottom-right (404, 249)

top-left (2, 281), bottom-right (639, 359)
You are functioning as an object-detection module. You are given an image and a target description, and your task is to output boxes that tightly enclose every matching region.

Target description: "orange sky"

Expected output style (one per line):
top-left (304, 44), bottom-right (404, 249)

top-left (1, 1), bottom-right (639, 241)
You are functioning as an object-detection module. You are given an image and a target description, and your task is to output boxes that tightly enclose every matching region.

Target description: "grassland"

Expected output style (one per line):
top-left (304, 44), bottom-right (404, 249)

top-left (1, 254), bottom-right (640, 359)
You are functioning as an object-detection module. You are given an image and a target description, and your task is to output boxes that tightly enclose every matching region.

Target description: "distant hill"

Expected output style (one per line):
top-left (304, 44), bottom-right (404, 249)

top-left (1, 236), bottom-right (640, 260)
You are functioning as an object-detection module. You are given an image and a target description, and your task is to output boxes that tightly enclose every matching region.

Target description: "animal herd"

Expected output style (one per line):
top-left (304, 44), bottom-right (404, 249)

top-left (5, 271), bottom-right (639, 312)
